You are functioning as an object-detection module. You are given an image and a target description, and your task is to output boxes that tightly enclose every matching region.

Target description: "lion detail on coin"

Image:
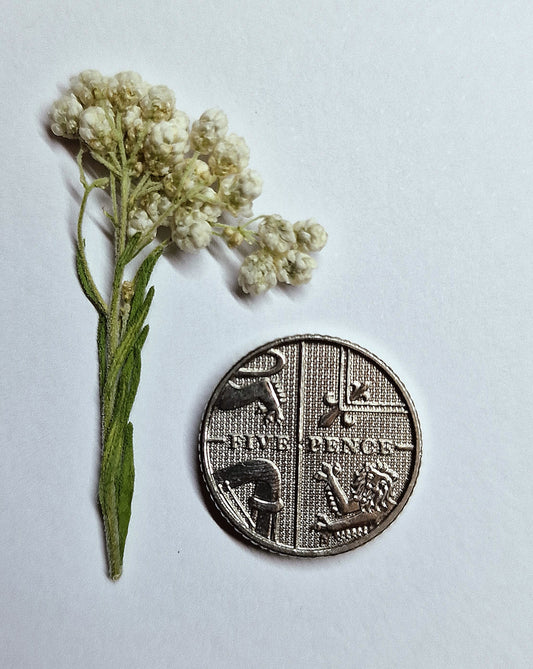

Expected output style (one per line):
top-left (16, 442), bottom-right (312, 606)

top-left (314, 460), bottom-right (399, 542)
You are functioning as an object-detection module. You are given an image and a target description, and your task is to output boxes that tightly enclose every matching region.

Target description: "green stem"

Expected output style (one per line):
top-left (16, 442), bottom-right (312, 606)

top-left (110, 173), bottom-right (119, 229)
top-left (101, 482), bottom-right (122, 580)
top-left (129, 172), bottom-right (150, 205)
top-left (90, 151), bottom-right (121, 176)
top-left (100, 156), bottom-right (132, 580)
top-left (108, 170), bottom-right (130, 356)
top-left (76, 154), bottom-right (108, 314)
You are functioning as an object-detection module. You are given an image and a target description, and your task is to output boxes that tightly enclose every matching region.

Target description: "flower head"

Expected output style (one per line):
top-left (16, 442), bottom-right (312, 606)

top-left (275, 249), bottom-right (316, 286)
top-left (140, 85), bottom-right (175, 121)
top-left (71, 70), bottom-right (109, 106)
top-left (49, 93), bottom-right (84, 138)
top-left (127, 192), bottom-right (172, 239)
top-left (127, 209), bottom-right (154, 240)
top-left (78, 106), bottom-right (116, 153)
top-left (143, 116), bottom-right (189, 175)
top-left (208, 133), bottom-right (249, 177)
top-left (163, 158), bottom-right (212, 198)
top-left (190, 187), bottom-right (222, 223)
top-left (293, 219), bottom-right (327, 253)
top-left (218, 169), bottom-right (262, 217)
top-left (238, 251), bottom-right (278, 295)
top-left (257, 215), bottom-right (296, 255)
top-left (108, 71), bottom-right (147, 111)
top-left (143, 192), bottom-right (172, 226)
top-left (171, 210), bottom-right (213, 252)
top-left (50, 69), bottom-right (327, 299)
top-left (190, 108), bottom-right (228, 154)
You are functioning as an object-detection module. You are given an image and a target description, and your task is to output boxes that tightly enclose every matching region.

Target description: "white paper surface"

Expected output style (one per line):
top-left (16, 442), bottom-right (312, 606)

top-left (1, 2), bottom-right (532, 667)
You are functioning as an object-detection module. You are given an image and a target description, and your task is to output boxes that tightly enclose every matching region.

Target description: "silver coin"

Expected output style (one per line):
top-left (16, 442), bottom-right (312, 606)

top-left (199, 335), bottom-right (421, 556)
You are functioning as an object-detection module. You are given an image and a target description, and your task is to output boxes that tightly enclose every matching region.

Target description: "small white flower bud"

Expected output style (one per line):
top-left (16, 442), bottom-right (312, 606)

top-left (238, 252), bottom-right (277, 295)
top-left (49, 93), bottom-right (83, 138)
top-left (143, 117), bottom-right (189, 175)
top-left (293, 219), bottom-right (328, 252)
top-left (171, 211), bottom-right (213, 252)
top-left (70, 70), bottom-right (109, 106)
top-left (275, 250), bottom-right (316, 286)
top-left (78, 106), bottom-right (116, 154)
top-left (257, 215), bottom-right (296, 255)
top-left (123, 104), bottom-right (143, 134)
top-left (143, 192), bottom-right (172, 226)
top-left (127, 209), bottom-right (153, 239)
top-left (122, 104), bottom-right (150, 153)
top-left (218, 169), bottom-right (262, 217)
top-left (192, 187), bottom-right (222, 223)
top-left (208, 133), bottom-right (249, 177)
top-left (190, 108), bottom-right (228, 153)
top-left (108, 71), bottom-right (148, 111)
top-left (132, 161), bottom-right (144, 177)
top-left (222, 227), bottom-right (244, 248)
top-left (163, 158), bottom-right (212, 198)
top-left (127, 192), bottom-right (172, 239)
top-left (121, 280), bottom-right (135, 303)
top-left (140, 85), bottom-right (176, 121)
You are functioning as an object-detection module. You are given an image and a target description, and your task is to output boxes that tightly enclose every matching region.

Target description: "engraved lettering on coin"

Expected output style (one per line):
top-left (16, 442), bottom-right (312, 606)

top-left (199, 335), bottom-right (421, 557)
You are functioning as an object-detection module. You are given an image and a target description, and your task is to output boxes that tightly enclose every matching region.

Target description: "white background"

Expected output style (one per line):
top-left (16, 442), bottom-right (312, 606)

top-left (1, 1), bottom-right (532, 667)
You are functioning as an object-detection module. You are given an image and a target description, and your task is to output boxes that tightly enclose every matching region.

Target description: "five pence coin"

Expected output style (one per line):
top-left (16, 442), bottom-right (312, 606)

top-left (199, 335), bottom-right (421, 556)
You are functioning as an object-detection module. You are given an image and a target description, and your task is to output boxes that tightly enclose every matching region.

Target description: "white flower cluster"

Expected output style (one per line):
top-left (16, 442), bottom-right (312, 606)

top-left (50, 70), bottom-right (327, 291)
top-left (238, 216), bottom-right (327, 295)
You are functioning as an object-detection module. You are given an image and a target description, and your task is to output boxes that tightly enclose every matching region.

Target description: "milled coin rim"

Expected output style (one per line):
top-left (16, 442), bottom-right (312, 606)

top-left (199, 334), bottom-right (422, 557)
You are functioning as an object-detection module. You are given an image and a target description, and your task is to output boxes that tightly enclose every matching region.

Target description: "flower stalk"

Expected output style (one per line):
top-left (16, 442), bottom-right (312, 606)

top-left (50, 70), bottom-right (327, 579)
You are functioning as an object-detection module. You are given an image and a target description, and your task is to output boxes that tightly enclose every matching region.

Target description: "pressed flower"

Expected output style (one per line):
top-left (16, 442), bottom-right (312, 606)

top-left (50, 69), bottom-right (326, 580)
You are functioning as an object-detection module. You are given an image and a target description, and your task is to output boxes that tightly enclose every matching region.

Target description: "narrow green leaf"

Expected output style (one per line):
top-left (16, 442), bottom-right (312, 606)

top-left (102, 325), bottom-right (145, 492)
top-left (134, 323), bottom-right (150, 354)
top-left (76, 246), bottom-right (106, 315)
top-left (103, 324), bottom-right (149, 441)
top-left (128, 245), bottom-right (164, 324)
top-left (120, 326), bottom-right (148, 424)
top-left (105, 332), bottom-right (136, 439)
top-left (102, 296), bottom-right (153, 414)
top-left (117, 422), bottom-right (134, 560)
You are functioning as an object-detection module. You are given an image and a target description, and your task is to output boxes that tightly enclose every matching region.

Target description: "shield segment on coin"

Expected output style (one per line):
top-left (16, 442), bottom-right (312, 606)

top-left (199, 335), bottom-right (421, 556)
